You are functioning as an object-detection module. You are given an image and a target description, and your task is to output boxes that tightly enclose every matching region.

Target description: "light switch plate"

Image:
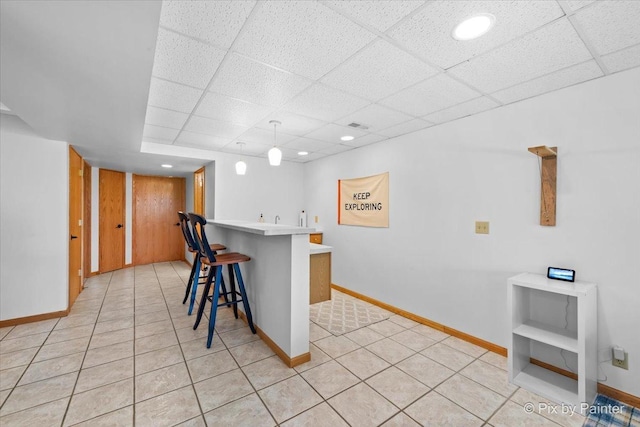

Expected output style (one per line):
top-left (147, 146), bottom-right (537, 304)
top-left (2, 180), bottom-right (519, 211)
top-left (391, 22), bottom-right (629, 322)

top-left (475, 221), bottom-right (490, 234)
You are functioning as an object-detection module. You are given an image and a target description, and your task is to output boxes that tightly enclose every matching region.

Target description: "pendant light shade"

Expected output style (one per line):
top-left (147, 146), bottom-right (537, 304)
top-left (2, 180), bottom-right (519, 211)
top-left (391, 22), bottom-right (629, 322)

top-left (268, 146), bottom-right (282, 166)
top-left (235, 142), bottom-right (247, 175)
top-left (235, 160), bottom-right (247, 175)
top-left (268, 120), bottom-right (282, 166)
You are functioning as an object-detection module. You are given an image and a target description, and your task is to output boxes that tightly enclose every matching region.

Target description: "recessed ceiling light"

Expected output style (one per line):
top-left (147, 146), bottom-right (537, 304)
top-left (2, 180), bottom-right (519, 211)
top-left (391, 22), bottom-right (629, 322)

top-left (161, 164), bottom-right (173, 168)
top-left (452, 13), bottom-right (495, 41)
top-left (341, 135), bottom-right (354, 141)
top-left (298, 151), bottom-right (309, 156)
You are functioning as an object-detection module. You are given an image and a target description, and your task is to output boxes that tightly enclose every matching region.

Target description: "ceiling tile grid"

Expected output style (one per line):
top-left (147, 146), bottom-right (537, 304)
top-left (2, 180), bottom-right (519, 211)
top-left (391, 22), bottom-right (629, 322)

top-left (152, 28), bottom-right (227, 89)
top-left (144, 106), bottom-right (188, 130)
top-left (337, 103), bottom-right (415, 132)
top-left (184, 116), bottom-right (248, 140)
top-left (222, 140), bottom-right (270, 156)
top-left (321, 39), bottom-right (439, 101)
top-left (282, 136), bottom-right (338, 153)
top-left (448, 18), bottom-right (593, 93)
top-left (304, 123), bottom-right (370, 143)
top-left (564, 1), bottom-right (598, 12)
top-left (324, 0), bottom-right (426, 32)
top-left (233, 1), bottom-right (377, 80)
top-left (601, 43), bottom-right (640, 73)
top-left (175, 131), bottom-right (231, 150)
top-left (142, 124), bottom-right (180, 142)
top-left (159, 0), bottom-right (256, 49)
top-left (423, 96), bottom-right (499, 124)
top-left (376, 118), bottom-right (434, 138)
top-left (209, 54), bottom-right (312, 108)
top-left (491, 60), bottom-right (603, 104)
top-left (194, 92), bottom-right (275, 128)
top-left (235, 127), bottom-right (297, 146)
top-left (282, 83), bottom-right (371, 123)
top-left (147, 77), bottom-right (202, 113)
top-left (255, 111), bottom-right (329, 136)
top-left (573, 0), bottom-right (640, 55)
top-left (340, 133), bottom-right (387, 148)
top-left (381, 73), bottom-right (481, 117)
top-left (388, 0), bottom-right (564, 69)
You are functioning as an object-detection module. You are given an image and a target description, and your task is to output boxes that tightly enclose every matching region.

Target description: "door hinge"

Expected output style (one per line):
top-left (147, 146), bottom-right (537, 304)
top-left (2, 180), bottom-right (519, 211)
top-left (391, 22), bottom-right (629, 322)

top-left (78, 269), bottom-right (82, 277)
top-left (79, 219), bottom-right (82, 226)
top-left (78, 169), bottom-right (83, 177)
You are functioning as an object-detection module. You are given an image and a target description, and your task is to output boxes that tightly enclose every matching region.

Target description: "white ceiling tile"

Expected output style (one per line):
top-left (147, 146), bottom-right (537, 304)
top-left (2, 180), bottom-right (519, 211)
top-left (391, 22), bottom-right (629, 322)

top-left (222, 140), bottom-right (270, 155)
top-left (175, 131), bottom-right (230, 150)
top-left (144, 106), bottom-right (188, 130)
top-left (564, 1), bottom-right (597, 12)
top-left (255, 111), bottom-right (328, 136)
top-left (376, 118), bottom-right (433, 137)
top-left (322, 39), bottom-right (438, 101)
top-left (282, 84), bottom-right (370, 123)
top-left (325, 0), bottom-right (425, 32)
top-left (423, 96), bottom-right (499, 124)
top-left (491, 60), bottom-right (604, 104)
top-left (147, 77), bottom-right (202, 113)
top-left (278, 145), bottom-right (313, 160)
top-left (305, 123), bottom-right (370, 144)
top-left (341, 133), bottom-right (387, 148)
top-left (159, 0), bottom-right (255, 49)
top-left (282, 137), bottom-right (337, 152)
top-left (388, 0), bottom-right (564, 69)
top-left (184, 116), bottom-right (248, 139)
top-left (318, 143), bottom-right (355, 155)
top-left (143, 124), bottom-right (179, 142)
top-left (235, 127), bottom-right (297, 146)
top-left (141, 137), bottom-right (173, 146)
top-left (194, 92), bottom-right (274, 127)
top-left (574, 0), bottom-right (640, 55)
top-left (233, 1), bottom-right (376, 79)
top-left (381, 73), bottom-right (480, 116)
top-left (152, 28), bottom-right (226, 89)
top-left (337, 104), bottom-right (414, 132)
top-left (601, 44), bottom-right (640, 73)
top-left (448, 18), bottom-right (592, 93)
top-left (210, 54), bottom-right (312, 107)
top-left (292, 152), bottom-right (326, 163)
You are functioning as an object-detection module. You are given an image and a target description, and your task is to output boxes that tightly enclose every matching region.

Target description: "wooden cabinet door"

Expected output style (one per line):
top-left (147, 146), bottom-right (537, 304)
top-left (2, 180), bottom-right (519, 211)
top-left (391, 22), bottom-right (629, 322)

top-left (99, 169), bottom-right (125, 272)
top-left (133, 175), bottom-right (185, 264)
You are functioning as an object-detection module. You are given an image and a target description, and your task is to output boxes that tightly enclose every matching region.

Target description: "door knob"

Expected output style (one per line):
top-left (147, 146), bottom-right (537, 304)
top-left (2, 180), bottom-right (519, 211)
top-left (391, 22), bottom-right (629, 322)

top-left (70, 235), bottom-right (78, 240)
top-left (116, 224), bottom-right (123, 228)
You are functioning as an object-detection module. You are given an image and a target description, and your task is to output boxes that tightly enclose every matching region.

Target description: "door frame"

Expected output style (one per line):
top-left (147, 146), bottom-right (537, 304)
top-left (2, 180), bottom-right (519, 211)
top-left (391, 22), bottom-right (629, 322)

top-left (194, 166), bottom-right (205, 215)
top-left (68, 146), bottom-right (83, 309)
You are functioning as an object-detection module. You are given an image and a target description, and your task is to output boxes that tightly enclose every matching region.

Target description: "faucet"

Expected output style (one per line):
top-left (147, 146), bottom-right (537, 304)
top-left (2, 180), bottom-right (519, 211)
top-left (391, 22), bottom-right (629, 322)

top-left (275, 215), bottom-right (280, 224)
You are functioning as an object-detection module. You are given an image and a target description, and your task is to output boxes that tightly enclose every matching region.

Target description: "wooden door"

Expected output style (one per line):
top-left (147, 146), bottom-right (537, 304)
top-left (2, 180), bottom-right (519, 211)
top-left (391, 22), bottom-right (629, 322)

top-left (194, 167), bottom-right (205, 215)
top-left (69, 147), bottom-right (83, 308)
top-left (99, 169), bottom-right (125, 272)
top-left (83, 160), bottom-right (92, 281)
top-left (133, 175), bottom-right (185, 265)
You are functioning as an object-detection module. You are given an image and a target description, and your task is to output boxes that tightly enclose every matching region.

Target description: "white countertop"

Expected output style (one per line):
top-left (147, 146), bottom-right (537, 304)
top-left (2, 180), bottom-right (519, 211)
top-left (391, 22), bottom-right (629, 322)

top-left (208, 219), bottom-right (316, 236)
top-left (310, 243), bottom-right (332, 254)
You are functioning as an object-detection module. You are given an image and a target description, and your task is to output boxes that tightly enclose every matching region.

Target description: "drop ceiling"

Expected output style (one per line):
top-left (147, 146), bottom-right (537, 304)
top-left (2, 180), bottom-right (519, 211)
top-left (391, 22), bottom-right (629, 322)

top-left (2, 1), bottom-right (639, 174)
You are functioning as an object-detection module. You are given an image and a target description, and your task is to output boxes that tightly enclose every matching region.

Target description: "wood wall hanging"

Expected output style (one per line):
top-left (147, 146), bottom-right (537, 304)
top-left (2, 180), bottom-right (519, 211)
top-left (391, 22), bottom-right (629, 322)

top-left (528, 145), bottom-right (557, 226)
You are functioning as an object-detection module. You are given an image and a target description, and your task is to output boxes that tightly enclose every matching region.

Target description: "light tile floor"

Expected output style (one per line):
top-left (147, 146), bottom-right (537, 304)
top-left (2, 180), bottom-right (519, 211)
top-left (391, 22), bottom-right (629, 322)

top-left (0, 262), bottom-right (635, 426)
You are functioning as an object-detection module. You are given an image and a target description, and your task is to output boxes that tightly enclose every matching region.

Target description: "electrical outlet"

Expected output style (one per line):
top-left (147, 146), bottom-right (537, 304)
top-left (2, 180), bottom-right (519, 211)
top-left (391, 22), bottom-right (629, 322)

top-left (475, 221), bottom-right (490, 234)
top-left (612, 352), bottom-right (629, 370)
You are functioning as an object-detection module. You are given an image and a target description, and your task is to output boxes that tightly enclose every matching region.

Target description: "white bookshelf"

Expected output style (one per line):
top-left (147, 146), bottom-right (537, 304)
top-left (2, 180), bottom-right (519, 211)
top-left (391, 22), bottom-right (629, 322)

top-left (508, 273), bottom-right (597, 415)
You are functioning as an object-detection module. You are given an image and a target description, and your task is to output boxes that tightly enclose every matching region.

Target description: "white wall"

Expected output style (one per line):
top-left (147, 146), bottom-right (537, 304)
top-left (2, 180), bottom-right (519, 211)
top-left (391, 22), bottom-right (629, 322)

top-left (304, 68), bottom-right (640, 396)
top-left (0, 114), bottom-right (68, 320)
top-left (213, 153), bottom-right (305, 226)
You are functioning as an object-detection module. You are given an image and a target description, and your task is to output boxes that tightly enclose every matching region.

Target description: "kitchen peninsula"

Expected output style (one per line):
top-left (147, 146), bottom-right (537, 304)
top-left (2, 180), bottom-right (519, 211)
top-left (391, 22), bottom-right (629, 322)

top-left (207, 219), bottom-right (315, 367)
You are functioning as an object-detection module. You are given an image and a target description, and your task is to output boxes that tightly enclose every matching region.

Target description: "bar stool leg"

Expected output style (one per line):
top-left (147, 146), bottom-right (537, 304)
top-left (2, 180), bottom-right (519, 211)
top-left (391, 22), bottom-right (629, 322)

top-left (193, 267), bottom-right (214, 330)
top-left (227, 264), bottom-right (239, 319)
top-left (183, 255), bottom-right (198, 305)
top-left (187, 256), bottom-right (202, 315)
top-left (207, 266), bottom-right (223, 348)
top-left (233, 263), bottom-right (256, 334)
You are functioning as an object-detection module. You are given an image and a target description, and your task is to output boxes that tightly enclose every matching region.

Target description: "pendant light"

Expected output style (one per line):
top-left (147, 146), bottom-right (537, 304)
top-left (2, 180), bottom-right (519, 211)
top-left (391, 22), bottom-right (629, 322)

top-left (268, 120), bottom-right (282, 166)
top-left (235, 142), bottom-right (247, 175)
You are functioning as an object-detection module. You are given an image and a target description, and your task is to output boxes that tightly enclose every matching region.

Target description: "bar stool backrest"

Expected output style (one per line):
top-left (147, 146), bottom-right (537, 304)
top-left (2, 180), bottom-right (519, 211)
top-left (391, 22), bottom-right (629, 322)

top-left (177, 211), bottom-right (199, 253)
top-left (188, 213), bottom-right (217, 264)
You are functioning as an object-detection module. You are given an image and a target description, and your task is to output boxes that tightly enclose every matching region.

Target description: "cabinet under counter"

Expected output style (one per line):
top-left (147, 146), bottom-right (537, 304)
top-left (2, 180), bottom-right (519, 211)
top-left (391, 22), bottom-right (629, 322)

top-left (310, 243), bottom-right (332, 304)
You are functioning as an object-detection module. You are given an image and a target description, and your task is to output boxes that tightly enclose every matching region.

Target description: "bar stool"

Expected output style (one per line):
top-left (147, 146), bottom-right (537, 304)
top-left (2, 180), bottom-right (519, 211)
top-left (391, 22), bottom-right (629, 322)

top-left (177, 211), bottom-right (228, 315)
top-left (188, 213), bottom-right (256, 348)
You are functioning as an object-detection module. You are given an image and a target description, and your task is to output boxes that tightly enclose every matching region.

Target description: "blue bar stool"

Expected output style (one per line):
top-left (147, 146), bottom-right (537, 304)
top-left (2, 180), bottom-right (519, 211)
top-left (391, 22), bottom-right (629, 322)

top-left (188, 213), bottom-right (256, 348)
top-left (177, 211), bottom-right (228, 315)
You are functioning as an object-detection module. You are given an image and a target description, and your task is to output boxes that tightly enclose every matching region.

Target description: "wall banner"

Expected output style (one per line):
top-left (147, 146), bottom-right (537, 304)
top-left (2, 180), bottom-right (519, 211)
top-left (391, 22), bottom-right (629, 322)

top-left (338, 172), bottom-right (389, 227)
